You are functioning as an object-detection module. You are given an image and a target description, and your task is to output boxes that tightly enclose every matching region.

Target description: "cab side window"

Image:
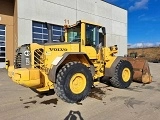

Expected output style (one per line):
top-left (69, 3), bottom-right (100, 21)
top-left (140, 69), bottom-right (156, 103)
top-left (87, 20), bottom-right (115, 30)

top-left (99, 32), bottom-right (104, 46)
top-left (67, 24), bottom-right (81, 42)
top-left (86, 24), bottom-right (99, 47)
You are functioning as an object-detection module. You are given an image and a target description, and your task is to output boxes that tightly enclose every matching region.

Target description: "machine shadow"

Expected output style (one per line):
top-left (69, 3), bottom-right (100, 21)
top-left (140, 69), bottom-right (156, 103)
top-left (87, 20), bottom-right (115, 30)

top-left (64, 110), bottom-right (84, 120)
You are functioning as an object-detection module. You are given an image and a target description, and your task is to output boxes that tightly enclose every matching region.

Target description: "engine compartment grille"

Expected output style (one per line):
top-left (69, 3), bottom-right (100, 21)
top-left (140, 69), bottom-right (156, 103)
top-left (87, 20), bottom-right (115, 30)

top-left (34, 48), bottom-right (44, 69)
top-left (14, 53), bottom-right (22, 68)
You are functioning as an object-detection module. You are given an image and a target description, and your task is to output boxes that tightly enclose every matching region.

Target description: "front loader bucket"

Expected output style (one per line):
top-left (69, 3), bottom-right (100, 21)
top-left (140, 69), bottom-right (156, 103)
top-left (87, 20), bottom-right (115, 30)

top-left (124, 57), bottom-right (152, 84)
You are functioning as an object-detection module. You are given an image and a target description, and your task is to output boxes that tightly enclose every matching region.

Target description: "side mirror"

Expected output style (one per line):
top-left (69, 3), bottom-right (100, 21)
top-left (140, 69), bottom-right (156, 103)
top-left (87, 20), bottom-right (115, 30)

top-left (102, 27), bottom-right (106, 35)
top-left (59, 36), bottom-right (65, 42)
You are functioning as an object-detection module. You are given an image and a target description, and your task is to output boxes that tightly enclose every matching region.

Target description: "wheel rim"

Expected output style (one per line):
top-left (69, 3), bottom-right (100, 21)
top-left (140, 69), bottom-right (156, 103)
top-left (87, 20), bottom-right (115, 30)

top-left (70, 73), bottom-right (86, 94)
top-left (122, 68), bottom-right (131, 82)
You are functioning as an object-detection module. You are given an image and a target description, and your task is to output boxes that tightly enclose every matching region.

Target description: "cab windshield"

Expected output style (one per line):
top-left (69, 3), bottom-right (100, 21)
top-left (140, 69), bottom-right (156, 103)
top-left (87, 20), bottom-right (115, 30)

top-left (67, 24), bottom-right (81, 42)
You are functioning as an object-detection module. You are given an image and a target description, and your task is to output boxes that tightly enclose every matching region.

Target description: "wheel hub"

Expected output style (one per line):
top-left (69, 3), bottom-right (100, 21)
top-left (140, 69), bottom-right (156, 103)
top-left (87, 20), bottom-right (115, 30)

top-left (122, 68), bottom-right (131, 82)
top-left (70, 73), bottom-right (86, 94)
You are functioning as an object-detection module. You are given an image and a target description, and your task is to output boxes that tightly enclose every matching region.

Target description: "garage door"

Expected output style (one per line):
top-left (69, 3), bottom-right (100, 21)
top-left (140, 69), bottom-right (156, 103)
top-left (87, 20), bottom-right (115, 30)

top-left (0, 25), bottom-right (6, 68)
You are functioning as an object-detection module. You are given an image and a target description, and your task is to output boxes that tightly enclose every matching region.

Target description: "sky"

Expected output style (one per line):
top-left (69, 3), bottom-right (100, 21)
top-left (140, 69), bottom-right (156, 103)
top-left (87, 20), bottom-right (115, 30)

top-left (105, 0), bottom-right (160, 48)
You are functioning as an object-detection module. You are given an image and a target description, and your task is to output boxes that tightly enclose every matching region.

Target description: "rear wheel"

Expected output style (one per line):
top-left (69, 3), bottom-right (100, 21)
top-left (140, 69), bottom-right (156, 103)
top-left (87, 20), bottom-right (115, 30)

top-left (55, 61), bottom-right (93, 103)
top-left (110, 60), bottom-right (133, 88)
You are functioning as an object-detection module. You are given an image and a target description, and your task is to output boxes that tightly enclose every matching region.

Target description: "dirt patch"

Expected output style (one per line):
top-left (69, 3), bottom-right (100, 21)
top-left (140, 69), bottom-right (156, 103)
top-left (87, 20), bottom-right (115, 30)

top-left (126, 87), bottom-right (142, 92)
top-left (40, 98), bottom-right (58, 105)
top-left (141, 85), bottom-right (155, 90)
top-left (150, 102), bottom-right (160, 110)
top-left (24, 106), bottom-right (30, 109)
top-left (110, 96), bottom-right (129, 102)
top-left (23, 100), bottom-right (37, 105)
top-left (36, 95), bottom-right (44, 98)
top-left (76, 103), bottom-right (83, 105)
top-left (29, 97), bottom-right (32, 99)
top-left (124, 98), bottom-right (145, 108)
top-left (103, 102), bottom-right (107, 105)
top-left (88, 87), bottom-right (106, 100)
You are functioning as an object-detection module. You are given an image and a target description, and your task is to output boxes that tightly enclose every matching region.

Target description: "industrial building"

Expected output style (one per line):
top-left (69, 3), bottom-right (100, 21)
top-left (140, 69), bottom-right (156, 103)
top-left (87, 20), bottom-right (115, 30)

top-left (0, 0), bottom-right (127, 68)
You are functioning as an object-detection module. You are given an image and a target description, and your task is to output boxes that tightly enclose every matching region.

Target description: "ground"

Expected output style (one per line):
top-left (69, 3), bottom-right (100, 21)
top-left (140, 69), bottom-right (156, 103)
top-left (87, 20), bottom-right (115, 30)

top-left (0, 63), bottom-right (160, 120)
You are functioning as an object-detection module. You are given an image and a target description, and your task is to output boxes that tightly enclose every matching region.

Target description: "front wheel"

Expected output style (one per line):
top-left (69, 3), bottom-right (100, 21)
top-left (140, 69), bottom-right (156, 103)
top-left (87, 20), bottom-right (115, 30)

top-left (55, 61), bottom-right (93, 103)
top-left (110, 60), bottom-right (133, 88)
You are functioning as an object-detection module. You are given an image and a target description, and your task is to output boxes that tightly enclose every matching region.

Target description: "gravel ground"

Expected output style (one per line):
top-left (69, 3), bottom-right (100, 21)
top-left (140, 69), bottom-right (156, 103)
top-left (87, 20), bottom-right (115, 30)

top-left (0, 63), bottom-right (160, 120)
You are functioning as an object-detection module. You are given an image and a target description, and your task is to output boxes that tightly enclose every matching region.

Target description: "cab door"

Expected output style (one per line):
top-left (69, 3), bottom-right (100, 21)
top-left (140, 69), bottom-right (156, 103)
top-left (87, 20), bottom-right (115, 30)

top-left (81, 23), bottom-right (101, 60)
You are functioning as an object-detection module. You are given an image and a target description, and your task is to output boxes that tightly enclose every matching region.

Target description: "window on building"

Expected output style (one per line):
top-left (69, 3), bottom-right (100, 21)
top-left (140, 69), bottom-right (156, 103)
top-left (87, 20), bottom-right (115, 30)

top-left (32, 22), bottom-right (48, 44)
top-left (52, 25), bottom-right (64, 42)
top-left (32, 21), bottom-right (64, 44)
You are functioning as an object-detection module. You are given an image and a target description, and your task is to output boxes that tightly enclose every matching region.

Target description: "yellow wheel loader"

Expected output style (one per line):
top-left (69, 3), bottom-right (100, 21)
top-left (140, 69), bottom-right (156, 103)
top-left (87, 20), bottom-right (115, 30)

top-left (8, 20), bottom-right (134, 103)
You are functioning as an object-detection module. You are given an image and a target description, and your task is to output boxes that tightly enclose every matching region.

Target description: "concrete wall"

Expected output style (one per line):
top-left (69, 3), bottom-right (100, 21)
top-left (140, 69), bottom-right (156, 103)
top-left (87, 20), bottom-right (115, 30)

top-left (17, 0), bottom-right (127, 56)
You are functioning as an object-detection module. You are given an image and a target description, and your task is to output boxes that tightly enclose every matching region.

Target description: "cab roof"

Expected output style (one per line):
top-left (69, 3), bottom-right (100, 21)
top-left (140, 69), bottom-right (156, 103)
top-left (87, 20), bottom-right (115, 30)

top-left (64, 20), bottom-right (102, 29)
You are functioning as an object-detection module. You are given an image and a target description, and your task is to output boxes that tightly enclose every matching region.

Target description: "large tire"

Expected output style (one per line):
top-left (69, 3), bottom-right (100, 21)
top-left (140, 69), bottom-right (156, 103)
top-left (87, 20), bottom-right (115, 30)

top-left (55, 61), bottom-right (93, 103)
top-left (110, 60), bottom-right (133, 88)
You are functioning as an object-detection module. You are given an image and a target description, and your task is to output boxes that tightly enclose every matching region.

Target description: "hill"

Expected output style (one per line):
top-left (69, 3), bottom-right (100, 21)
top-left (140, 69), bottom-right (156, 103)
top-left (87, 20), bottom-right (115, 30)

top-left (128, 47), bottom-right (160, 63)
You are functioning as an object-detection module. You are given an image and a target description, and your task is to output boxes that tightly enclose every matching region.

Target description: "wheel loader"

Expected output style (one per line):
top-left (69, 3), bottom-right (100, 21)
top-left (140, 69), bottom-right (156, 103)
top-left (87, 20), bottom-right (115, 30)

top-left (7, 20), bottom-right (150, 103)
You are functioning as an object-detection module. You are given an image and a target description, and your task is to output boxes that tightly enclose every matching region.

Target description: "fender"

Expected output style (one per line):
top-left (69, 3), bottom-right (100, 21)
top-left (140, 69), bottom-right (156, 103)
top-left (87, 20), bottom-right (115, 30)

top-left (48, 52), bottom-right (95, 83)
top-left (105, 56), bottom-right (123, 77)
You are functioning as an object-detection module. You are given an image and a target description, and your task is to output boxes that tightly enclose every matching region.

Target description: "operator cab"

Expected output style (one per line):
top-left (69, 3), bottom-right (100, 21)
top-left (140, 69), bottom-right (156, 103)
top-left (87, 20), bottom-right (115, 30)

top-left (65, 20), bottom-right (106, 49)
